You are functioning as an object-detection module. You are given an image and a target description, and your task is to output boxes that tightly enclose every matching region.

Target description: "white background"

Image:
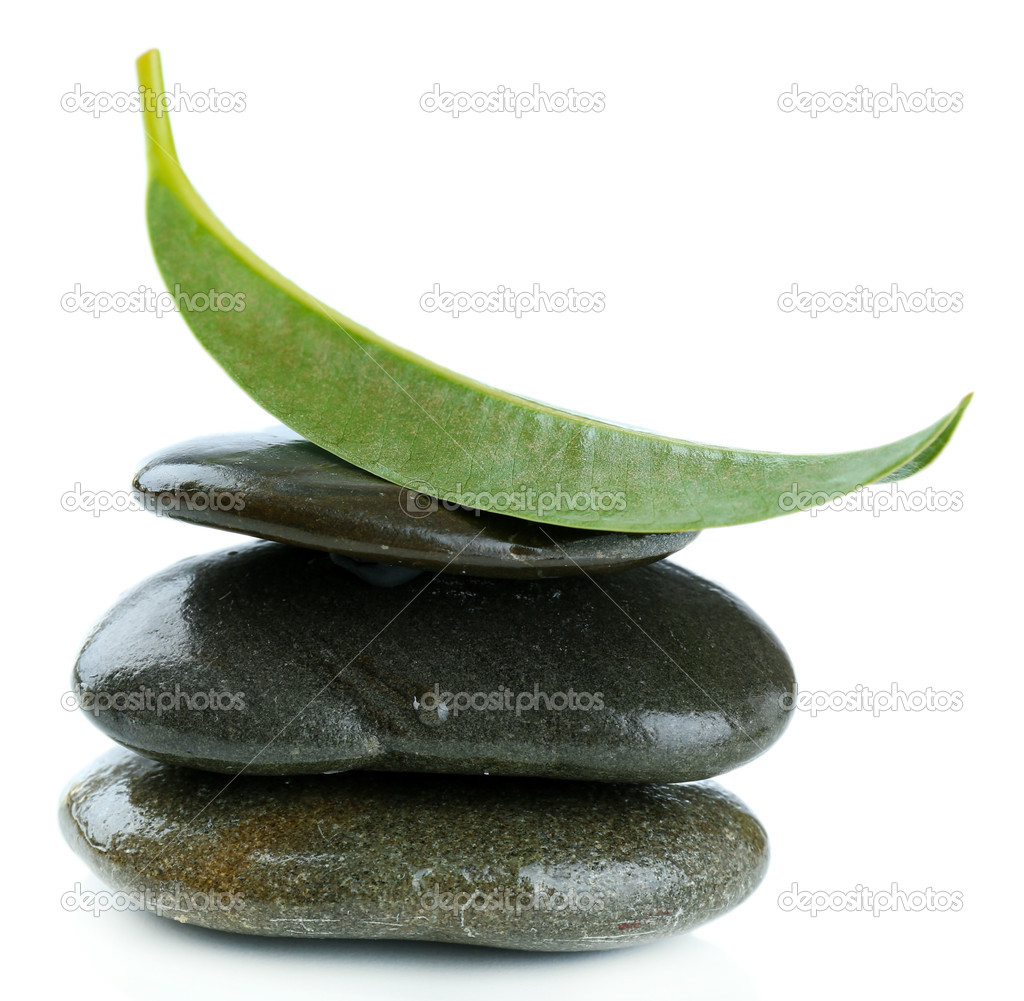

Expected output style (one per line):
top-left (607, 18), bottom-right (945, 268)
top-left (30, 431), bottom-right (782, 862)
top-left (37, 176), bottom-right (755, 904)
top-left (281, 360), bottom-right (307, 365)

top-left (3, 2), bottom-right (1018, 998)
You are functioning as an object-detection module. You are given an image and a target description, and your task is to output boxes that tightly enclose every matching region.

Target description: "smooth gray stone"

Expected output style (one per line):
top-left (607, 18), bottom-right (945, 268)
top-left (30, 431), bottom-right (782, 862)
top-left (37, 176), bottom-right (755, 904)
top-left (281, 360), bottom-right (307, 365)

top-left (72, 541), bottom-right (795, 782)
top-left (131, 429), bottom-right (698, 578)
top-left (59, 748), bottom-right (769, 951)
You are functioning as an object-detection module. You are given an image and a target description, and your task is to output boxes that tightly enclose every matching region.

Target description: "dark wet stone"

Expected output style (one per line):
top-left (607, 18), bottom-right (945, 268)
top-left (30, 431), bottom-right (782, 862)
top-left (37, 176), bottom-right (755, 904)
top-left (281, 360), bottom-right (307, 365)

top-left (73, 542), bottom-right (794, 782)
top-left (131, 429), bottom-right (697, 578)
top-left (59, 748), bottom-right (769, 951)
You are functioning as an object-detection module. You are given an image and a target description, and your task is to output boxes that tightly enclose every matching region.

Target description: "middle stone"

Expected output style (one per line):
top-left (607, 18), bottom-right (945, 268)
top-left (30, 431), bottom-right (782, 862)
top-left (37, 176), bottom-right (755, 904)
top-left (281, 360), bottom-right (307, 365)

top-left (73, 541), bottom-right (795, 783)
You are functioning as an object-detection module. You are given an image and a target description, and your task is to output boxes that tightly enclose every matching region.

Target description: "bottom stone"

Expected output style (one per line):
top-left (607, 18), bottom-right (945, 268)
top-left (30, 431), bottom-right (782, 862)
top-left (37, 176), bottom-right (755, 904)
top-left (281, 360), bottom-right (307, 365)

top-left (60, 749), bottom-right (768, 951)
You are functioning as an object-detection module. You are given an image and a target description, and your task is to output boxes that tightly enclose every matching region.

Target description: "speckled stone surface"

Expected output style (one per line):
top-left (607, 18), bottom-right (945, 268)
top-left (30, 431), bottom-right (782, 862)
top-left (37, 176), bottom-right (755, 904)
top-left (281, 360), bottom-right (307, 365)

top-left (72, 541), bottom-right (795, 782)
top-left (131, 429), bottom-right (698, 578)
top-left (60, 748), bottom-right (769, 950)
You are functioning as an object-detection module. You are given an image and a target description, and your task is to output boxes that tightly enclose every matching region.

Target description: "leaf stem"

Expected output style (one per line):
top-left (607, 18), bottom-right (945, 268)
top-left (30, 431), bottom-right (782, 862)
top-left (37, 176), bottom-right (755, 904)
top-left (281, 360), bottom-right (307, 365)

top-left (136, 49), bottom-right (180, 185)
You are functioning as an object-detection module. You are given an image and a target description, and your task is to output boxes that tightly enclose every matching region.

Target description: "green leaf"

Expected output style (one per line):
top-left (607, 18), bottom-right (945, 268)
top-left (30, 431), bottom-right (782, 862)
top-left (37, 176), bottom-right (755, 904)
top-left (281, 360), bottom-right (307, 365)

top-left (136, 50), bottom-right (970, 533)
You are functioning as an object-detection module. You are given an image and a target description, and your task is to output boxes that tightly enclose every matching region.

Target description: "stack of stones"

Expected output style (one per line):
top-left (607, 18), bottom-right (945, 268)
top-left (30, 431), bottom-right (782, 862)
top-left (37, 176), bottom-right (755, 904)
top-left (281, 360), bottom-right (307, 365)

top-left (61, 428), bottom-right (796, 951)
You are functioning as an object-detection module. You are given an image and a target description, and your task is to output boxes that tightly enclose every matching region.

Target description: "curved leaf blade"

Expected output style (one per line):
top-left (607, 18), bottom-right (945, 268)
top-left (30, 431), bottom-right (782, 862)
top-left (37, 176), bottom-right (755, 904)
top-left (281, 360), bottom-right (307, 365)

top-left (137, 50), bottom-right (970, 533)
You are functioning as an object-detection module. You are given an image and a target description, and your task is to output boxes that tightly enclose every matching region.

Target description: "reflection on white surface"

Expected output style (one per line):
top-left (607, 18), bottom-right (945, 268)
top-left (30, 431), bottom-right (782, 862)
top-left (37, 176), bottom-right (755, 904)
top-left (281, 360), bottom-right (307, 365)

top-left (60, 872), bottom-right (758, 1001)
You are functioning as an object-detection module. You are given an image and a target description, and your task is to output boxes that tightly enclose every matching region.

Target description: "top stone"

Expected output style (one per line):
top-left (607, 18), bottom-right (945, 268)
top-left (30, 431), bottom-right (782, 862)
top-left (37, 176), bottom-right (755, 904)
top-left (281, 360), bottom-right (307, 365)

top-left (132, 430), bottom-right (698, 578)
